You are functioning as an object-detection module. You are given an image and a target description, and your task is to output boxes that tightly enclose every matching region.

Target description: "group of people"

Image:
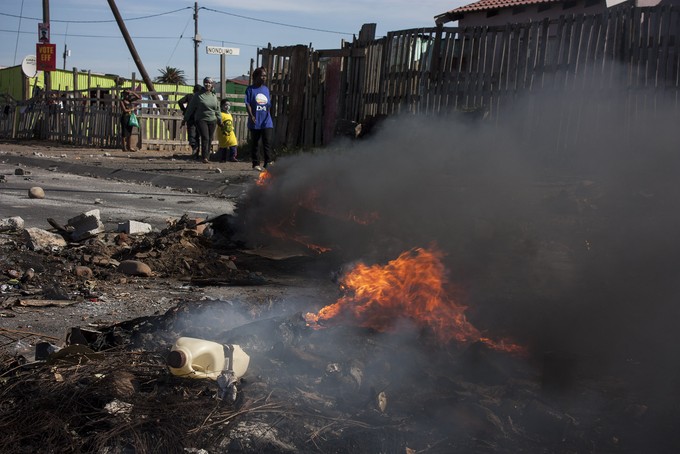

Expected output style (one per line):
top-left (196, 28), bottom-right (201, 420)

top-left (119, 67), bottom-right (274, 169)
top-left (177, 67), bottom-right (274, 169)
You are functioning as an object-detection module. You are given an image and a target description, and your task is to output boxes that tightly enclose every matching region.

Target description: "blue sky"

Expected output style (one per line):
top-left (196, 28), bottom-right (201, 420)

top-left (1, 0), bottom-right (461, 86)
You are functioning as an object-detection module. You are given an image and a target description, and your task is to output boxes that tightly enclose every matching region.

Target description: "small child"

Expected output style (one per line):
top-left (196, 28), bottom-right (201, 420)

top-left (217, 99), bottom-right (238, 162)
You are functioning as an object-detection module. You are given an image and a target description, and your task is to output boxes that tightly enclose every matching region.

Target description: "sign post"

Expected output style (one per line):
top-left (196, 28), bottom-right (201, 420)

top-left (205, 46), bottom-right (240, 100)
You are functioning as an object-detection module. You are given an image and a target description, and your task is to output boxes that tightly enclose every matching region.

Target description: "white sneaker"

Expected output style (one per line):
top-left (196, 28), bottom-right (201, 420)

top-left (253, 165), bottom-right (263, 171)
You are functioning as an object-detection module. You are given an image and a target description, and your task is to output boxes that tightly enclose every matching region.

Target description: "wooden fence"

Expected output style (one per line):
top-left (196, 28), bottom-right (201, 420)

top-left (259, 4), bottom-right (680, 149)
top-left (0, 89), bottom-right (248, 151)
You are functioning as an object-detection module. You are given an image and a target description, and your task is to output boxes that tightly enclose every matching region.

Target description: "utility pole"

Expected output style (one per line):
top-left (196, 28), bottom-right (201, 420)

top-left (193, 2), bottom-right (201, 85)
top-left (42, 0), bottom-right (51, 92)
top-left (62, 43), bottom-right (69, 70)
top-left (106, 0), bottom-right (157, 98)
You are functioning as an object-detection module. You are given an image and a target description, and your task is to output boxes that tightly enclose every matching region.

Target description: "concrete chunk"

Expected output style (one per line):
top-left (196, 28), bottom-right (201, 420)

top-left (67, 209), bottom-right (105, 241)
top-left (23, 228), bottom-right (67, 251)
top-left (117, 220), bottom-right (152, 235)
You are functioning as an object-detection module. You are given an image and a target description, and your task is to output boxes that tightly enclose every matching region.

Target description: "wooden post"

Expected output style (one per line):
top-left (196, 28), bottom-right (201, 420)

top-left (42, 0), bottom-right (51, 92)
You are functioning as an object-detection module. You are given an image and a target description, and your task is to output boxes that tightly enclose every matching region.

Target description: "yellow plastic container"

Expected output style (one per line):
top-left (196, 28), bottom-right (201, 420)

top-left (167, 337), bottom-right (250, 380)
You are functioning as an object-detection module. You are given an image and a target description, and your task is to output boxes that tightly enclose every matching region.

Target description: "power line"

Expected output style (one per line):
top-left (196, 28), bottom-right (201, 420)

top-left (0, 29), bottom-right (186, 39)
top-left (201, 38), bottom-right (261, 48)
top-left (0, 7), bottom-right (191, 24)
top-left (1, 29), bottom-right (263, 47)
top-left (12, 0), bottom-right (25, 65)
top-left (166, 16), bottom-right (192, 66)
top-left (200, 7), bottom-right (353, 36)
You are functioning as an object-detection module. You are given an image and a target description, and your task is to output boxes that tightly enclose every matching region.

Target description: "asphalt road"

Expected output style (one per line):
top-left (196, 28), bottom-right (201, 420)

top-left (0, 142), bottom-right (258, 231)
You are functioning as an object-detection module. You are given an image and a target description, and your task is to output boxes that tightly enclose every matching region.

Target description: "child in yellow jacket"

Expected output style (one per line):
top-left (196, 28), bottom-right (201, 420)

top-left (217, 99), bottom-right (238, 162)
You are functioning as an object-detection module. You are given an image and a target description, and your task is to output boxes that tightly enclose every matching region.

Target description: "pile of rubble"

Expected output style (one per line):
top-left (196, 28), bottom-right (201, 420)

top-left (1, 211), bottom-right (262, 307)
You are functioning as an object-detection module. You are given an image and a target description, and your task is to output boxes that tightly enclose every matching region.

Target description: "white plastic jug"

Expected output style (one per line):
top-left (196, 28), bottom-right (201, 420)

top-left (224, 344), bottom-right (250, 379)
top-left (167, 337), bottom-right (250, 380)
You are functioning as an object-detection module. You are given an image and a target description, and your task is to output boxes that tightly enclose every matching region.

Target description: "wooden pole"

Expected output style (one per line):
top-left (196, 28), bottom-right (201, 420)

top-left (194, 2), bottom-right (199, 85)
top-left (106, 0), bottom-right (157, 99)
top-left (42, 0), bottom-right (51, 92)
top-left (220, 53), bottom-right (226, 99)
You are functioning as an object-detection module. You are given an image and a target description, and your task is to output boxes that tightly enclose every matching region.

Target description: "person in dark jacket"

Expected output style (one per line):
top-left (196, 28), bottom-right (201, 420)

top-left (178, 84), bottom-right (202, 159)
top-left (183, 77), bottom-right (221, 163)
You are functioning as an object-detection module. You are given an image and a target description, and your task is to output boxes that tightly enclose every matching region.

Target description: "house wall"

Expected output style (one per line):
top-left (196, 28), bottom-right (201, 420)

top-left (0, 66), bottom-right (203, 102)
top-left (458, 0), bottom-right (607, 28)
top-left (0, 66), bottom-right (25, 101)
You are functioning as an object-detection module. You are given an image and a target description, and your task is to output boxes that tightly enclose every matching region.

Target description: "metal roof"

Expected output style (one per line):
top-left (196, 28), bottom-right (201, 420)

top-left (435, 0), bottom-right (562, 23)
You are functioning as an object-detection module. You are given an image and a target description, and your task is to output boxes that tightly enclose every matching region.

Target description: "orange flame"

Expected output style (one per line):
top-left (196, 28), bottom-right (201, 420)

top-left (256, 170), bottom-right (271, 187)
top-left (305, 247), bottom-right (524, 354)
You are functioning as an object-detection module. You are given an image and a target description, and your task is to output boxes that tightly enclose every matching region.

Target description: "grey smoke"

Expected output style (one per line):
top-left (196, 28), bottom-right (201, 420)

top-left (237, 74), bottom-right (680, 392)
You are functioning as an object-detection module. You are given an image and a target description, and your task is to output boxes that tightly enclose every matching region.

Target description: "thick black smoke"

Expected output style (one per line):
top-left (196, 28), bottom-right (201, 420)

top-left (236, 79), bottom-right (680, 431)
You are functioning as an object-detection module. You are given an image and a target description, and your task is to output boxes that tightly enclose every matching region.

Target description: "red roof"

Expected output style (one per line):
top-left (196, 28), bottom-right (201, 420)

top-left (435, 0), bottom-right (560, 22)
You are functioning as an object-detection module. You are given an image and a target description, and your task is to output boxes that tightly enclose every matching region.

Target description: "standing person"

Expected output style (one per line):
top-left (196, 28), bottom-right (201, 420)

top-left (245, 67), bottom-right (274, 171)
top-left (217, 99), bottom-right (239, 163)
top-left (183, 77), bottom-right (221, 164)
top-left (119, 89), bottom-right (141, 152)
top-left (178, 84), bottom-right (202, 160)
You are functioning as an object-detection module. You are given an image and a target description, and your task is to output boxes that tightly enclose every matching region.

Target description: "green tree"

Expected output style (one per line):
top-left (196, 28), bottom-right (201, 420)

top-left (155, 66), bottom-right (187, 84)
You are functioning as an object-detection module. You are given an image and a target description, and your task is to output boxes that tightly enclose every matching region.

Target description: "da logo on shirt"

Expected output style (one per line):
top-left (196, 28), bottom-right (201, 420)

top-left (255, 93), bottom-right (269, 105)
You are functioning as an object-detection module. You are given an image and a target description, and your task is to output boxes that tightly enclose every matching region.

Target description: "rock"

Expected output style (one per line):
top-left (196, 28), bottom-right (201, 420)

top-left (74, 266), bottom-right (93, 278)
top-left (20, 268), bottom-right (35, 283)
top-left (0, 216), bottom-right (24, 231)
top-left (23, 227), bottom-right (67, 251)
top-left (118, 260), bottom-right (153, 277)
top-left (28, 187), bottom-right (45, 199)
top-left (14, 168), bottom-right (24, 175)
top-left (67, 209), bottom-right (105, 241)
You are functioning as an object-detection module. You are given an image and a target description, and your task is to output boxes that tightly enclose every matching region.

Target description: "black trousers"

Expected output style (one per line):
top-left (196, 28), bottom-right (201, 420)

top-left (186, 121), bottom-right (200, 153)
top-left (120, 114), bottom-right (133, 138)
top-left (249, 128), bottom-right (274, 166)
top-left (196, 120), bottom-right (217, 160)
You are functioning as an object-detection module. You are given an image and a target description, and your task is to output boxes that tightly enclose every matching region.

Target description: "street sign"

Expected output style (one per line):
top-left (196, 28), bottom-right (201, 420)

top-left (205, 46), bottom-right (240, 56)
top-left (36, 43), bottom-right (57, 71)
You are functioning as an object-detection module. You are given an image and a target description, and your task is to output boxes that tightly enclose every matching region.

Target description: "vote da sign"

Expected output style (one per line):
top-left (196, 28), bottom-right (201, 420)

top-left (36, 43), bottom-right (57, 71)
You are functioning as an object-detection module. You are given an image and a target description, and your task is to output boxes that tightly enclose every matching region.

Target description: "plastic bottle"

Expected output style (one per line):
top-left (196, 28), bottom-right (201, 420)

top-left (167, 337), bottom-right (250, 381)
top-left (224, 344), bottom-right (250, 379)
top-left (167, 337), bottom-right (226, 380)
